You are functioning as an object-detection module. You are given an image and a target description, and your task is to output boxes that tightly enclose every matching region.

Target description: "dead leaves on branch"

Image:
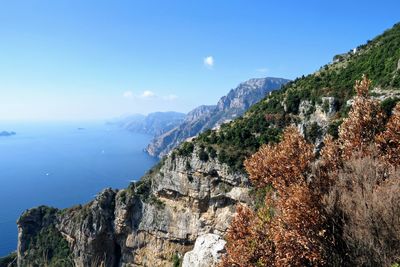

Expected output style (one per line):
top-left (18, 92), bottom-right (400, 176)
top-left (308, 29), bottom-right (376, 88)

top-left (376, 102), bottom-right (400, 166)
top-left (338, 74), bottom-right (384, 159)
top-left (221, 75), bottom-right (400, 267)
top-left (222, 126), bottom-right (327, 266)
top-left (244, 126), bottom-right (314, 191)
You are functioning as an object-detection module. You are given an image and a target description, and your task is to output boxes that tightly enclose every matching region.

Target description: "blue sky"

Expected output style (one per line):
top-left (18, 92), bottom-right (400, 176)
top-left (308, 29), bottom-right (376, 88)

top-left (0, 0), bottom-right (399, 120)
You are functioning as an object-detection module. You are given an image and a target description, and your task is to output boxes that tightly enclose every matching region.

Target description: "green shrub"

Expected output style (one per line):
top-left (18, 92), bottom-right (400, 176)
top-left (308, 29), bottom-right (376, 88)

top-left (171, 151), bottom-right (176, 160)
top-left (177, 142), bottom-right (194, 157)
top-left (249, 185), bottom-right (273, 211)
top-left (135, 179), bottom-right (151, 198)
top-left (322, 99), bottom-right (330, 113)
top-left (119, 190), bottom-right (127, 204)
top-left (172, 253), bottom-right (181, 267)
top-left (148, 195), bottom-right (165, 209)
top-left (305, 122), bottom-right (322, 143)
top-left (286, 90), bottom-right (301, 114)
top-left (24, 225), bottom-right (73, 267)
top-left (126, 178), bottom-right (152, 202)
top-left (198, 148), bottom-right (209, 162)
top-left (185, 160), bottom-right (191, 171)
top-left (0, 252), bottom-right (17, 267)
top-left (327, 120), bottom-right (343, 139)
top-left (207, 146), bottom-right (217, 159)
top-left (381, 97), bottom-right (400, 117)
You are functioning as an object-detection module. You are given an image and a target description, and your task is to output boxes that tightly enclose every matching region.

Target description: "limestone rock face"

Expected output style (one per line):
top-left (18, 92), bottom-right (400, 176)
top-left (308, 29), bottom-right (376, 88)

top-left (17, 146), bottom-right (250, 266)
top-left (17, 206), bottom-right (58, 267)
top-left (57, 188), bottom-right (119, 267)
top-left (146, 77), bottom-right (290, 158)
top-left (182, 234), bottom-right (227, 267)
top-left (297, 96), bottom-right (338, 145)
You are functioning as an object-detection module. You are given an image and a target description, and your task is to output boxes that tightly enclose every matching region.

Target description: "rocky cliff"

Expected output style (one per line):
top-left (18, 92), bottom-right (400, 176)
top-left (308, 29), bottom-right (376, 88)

top-left (146, 77), bottom-right (290, 158)
top-left (16, 90), bottom-right (398, 267)
top-left (14, 22), bottom-right (400, 267)
top-left (17, 146), bottom-right (251, 266)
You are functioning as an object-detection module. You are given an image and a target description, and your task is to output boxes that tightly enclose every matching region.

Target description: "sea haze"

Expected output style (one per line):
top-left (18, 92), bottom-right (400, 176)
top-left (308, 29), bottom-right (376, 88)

top-left (0, 121), bottom-right (157, 256)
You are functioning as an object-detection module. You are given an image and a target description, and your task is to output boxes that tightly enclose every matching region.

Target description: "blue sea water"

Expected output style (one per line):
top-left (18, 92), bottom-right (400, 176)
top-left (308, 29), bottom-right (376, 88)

top-left (0, 121), bottom-right (157, 256)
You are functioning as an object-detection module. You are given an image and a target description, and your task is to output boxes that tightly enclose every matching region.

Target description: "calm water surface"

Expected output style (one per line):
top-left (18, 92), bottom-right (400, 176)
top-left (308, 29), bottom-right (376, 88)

top-left (0, 121), bottom-right (157, 256)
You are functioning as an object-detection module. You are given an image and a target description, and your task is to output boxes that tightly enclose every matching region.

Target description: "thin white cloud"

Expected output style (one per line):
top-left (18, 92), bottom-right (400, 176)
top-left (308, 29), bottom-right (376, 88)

top-left (163, 94), bottom-right (178, 101)
top-left (256, 68), bottom-right (269, 73)
top-left (122, 90), bottom-right (176, 101)
top-left (140, 90), bottom-right (156, 98)
top-left (123, 91), bottom-right (133, 98)
top-left (204, 56), bottom-right (214, 68)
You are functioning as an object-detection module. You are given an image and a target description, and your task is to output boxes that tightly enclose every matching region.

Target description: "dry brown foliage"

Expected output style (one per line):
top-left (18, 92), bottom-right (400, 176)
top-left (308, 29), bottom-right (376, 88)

top-left (338, 75), bottom-right (384, 159)
top-left (323, 153), bottom-right (400, 266)
top-left (221, 205), bottom-right (274, 267)
top-left (244, 126), bottom-right (314, 191)
top-left (222, 126), bottom-right (327, 267)
top-left (318, 75), bottom-right (395, 190)
top-left (221, 76), bottom-right (400, 267)
top-left (272, 184), bottom-right (327, 266)
top-left (376, 102), bottom-right (400, 166)
top-left (319, 76), bottom-right (400, 265)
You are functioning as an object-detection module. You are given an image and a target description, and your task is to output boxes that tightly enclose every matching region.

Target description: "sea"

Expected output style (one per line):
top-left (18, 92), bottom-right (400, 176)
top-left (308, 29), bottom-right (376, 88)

top-left (0, 121), bottom-right (158, 256)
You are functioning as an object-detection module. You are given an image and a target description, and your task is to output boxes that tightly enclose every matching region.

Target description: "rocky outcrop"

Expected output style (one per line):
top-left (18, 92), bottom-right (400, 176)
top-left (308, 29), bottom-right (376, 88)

top-left (57, 189), bottom-right (119, 266)
top-left (16, 78), bottom-right (286, 267)
top-left (14, 22), bottom-right (400, 267)
top-left (182, 234), bottom-right (226, 267)
top-left (146, 105), bottom-right (217, 157)
top-left (17, 206), bottom-right (59, 266)
top-left (297, 97), bottom-right (337, 136)
top-left (17, 146), bottom-right (250, 266)
top-left (147, 77), bottom-right (290, 158)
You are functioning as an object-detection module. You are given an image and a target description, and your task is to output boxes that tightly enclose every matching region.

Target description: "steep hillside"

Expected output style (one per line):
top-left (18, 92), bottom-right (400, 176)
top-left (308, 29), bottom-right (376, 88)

top-left (146, 77), bottom-right (290, 158)
top-left (17, 148), bottom-right (251, 266)
top-left (14, 23), bottom-right (400, 267)
top-left (195, 22), bottom-right (400, 172)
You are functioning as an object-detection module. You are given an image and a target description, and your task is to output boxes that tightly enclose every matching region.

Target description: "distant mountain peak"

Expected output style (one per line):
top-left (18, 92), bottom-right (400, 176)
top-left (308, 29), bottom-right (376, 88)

top-left (146, 77), bottom-right (290, 157)
top-left (111, 111), bottom-right (186, 136)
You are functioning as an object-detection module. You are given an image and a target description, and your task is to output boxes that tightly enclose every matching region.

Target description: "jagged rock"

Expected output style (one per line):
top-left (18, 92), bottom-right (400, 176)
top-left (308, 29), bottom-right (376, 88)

top-left (17, 206), bottom-right (58, 266)
top-left (146, 77), bottom-right (290, 158)
top-left (146, 105), bottom-right (217, 158)
top-left (297, 97), bottom-right (337, 142)
top-left (182, 234), bottom-right (226, 267)
top-left (57, 188), bottom-right (119, 267)
top-left (15, 22), bottom-right (400, 267)
top-left (17, 146), bottom-right (250, 266)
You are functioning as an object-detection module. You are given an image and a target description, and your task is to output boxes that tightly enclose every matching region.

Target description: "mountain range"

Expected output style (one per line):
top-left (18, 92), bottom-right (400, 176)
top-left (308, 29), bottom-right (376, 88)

top-left (113, 77), bottom-right (289, 158)
top-left (110, 112), bottom-right (186, 136)
top-left (7, 23), bottom-right (400, 267)
top-left (145, 77), bottom-right (290, 158)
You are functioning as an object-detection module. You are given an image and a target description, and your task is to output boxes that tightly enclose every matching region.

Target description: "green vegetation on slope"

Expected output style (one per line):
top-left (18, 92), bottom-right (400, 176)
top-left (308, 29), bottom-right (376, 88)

top-left (18, 206), bottom-right (73, 267)
top-left (24, 225), bottom-right (73, 267)
top-left (194, 23), bottom-right (400, 172)
top-left (0, 252), bottom-right (17, 267)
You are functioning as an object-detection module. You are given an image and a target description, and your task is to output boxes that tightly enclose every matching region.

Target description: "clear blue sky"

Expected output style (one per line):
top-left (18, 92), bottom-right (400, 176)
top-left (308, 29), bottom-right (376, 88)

top-left (0, 0), bottom-right (399, 120)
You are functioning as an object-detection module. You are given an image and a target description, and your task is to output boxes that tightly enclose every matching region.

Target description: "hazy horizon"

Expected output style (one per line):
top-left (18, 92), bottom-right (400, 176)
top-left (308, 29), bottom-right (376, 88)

top-left (0, 0), bottom-right (399, 120)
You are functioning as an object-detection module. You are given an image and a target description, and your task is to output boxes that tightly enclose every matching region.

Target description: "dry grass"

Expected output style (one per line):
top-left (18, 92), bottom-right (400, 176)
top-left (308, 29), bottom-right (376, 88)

top-left (323, 154), bottom-right (400, 266)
